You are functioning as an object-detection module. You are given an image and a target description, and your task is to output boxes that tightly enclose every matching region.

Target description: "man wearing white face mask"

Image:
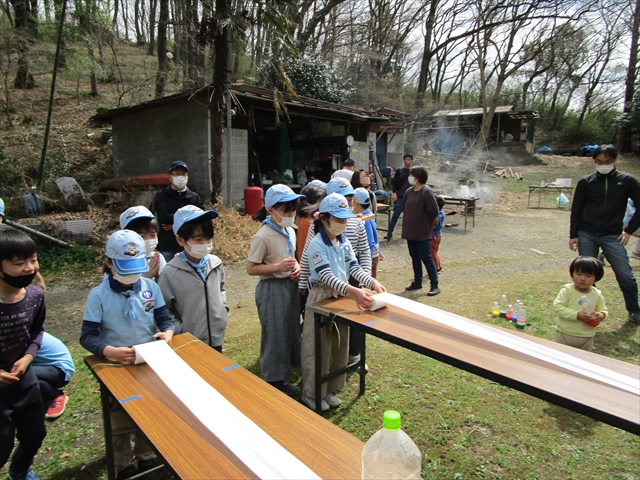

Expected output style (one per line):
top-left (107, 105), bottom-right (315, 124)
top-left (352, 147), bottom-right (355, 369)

top-left (570, 144), bottom-right (640, 325)
top-left (154, 161), bottom-right (204, 263)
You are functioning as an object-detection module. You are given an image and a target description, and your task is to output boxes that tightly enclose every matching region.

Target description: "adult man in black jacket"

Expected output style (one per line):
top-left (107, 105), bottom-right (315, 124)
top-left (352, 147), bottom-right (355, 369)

top-left (386, 153), bottom-right (413, 240)
top-left (569, 145), bottom-right (640, 325)
top-left (154, 161), bottom-right (204, 262)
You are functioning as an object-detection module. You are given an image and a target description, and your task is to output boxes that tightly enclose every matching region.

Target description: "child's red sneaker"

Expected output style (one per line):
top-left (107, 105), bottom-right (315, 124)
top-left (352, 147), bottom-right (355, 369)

top-left (45, 394), bottom-right (68, 420)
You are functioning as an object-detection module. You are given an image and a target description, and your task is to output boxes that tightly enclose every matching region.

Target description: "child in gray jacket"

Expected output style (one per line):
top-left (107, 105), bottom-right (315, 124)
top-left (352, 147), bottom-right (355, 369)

top-left (158, 206), bottom-right (229, 351)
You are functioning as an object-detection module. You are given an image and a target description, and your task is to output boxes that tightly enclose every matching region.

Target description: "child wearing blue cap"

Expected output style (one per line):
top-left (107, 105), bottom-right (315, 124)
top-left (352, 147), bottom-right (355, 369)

top-left (247, 184), bottom-right (305, 395)
top-left (80, 229), bottom-right (174, 479)
top-left (353, 188), bottom-right (384, 278)
top-left (120, 206), bottom-right (166, 281)
top-left (0, 229), bottom-right (47, 480)
top-left (300, 193), bottom-right (386, 411)
top-left (158, 205), bottom-right (229, 351)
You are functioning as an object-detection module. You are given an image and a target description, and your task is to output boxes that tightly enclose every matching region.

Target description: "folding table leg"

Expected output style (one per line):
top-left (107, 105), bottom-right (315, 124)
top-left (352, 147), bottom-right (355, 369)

top-left (359, 332), bottom-right (366, 396)
top-left (99, 383), bottom-right (116, 480)
top-left (314, 312), bottom-right (323, 413)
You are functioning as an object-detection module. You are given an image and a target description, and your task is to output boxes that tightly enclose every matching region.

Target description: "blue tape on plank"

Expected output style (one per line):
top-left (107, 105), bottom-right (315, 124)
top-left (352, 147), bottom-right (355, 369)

top-left (119, 394), bottom-right (141, 404)
top-left (223, 363), bottom-right (240, 371)
top-left (364, 320), bottom-right (377, 326)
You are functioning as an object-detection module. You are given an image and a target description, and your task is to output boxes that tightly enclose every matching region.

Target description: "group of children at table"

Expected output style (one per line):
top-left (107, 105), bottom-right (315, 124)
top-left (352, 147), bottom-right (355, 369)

top-left (0, 175), bottom-right (610, 479)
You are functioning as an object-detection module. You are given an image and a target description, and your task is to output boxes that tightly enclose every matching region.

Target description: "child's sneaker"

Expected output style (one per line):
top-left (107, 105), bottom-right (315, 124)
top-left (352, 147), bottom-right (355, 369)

top-left (45, 394), bottom-right (68, 420)
top-left (8, 467), bottom-right (42, 480)
top-left (302, 395), bottom-right (330, 412)
top-left (323, 393), bottom-right (342, 408)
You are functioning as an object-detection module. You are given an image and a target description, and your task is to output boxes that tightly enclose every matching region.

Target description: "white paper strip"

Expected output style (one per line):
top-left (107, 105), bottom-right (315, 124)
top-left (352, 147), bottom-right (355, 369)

top-left (133, 341), bottom-right (321, 480)
top-left (369, 293), bottom-right (640, 396)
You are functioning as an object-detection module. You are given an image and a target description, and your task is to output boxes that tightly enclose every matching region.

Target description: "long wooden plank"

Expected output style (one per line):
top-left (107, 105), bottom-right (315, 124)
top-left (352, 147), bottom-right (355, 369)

top-left (85, 334), bottom-right (363, 479)
top-left (308, 297), bottom-right (640, 435)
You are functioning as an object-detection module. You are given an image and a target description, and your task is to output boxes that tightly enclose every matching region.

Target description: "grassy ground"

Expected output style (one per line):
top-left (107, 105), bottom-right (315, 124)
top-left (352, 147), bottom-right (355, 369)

top-left (2, 155), bottom-right (639, 479)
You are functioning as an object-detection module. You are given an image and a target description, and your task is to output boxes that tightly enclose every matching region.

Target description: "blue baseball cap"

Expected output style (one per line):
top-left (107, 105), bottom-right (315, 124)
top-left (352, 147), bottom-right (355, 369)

top-left (120, 206), bottom-right (155, 229)
top-left (319, 193), bottom-right (355, 219)
top-left (169, 161), bottom-right (189, 172)
top-left (326, 177), bottom-right (355, 196)
top-left (265, 184), bottom-right (305, 208)
top-left (307, 179), bottom-right (326, 189)
top-left (106, 230), bottom-right (150, 275)
top-left (173, 205), bottom-right (218, 235)
top-left (354, 188), bottom-right (370, 206)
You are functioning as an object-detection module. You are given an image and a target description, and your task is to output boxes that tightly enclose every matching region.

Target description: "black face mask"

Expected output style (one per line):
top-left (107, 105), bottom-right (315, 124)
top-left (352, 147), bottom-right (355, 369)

top-left (0, 270), bottom-right (37, 289)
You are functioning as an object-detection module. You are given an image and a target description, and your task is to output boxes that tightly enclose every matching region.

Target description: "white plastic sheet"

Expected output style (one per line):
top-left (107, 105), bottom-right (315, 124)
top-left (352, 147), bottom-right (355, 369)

top-left (369, 293), bottom-right (640, 396)
top-left (133, 340), bottom-right (321, 480)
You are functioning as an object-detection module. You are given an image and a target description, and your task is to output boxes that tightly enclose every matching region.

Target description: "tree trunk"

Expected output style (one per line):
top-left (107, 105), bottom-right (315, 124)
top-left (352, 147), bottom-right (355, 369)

top-left (211, 0), bottom-right (228, 202)
top-left (619, 0), bottom-right (640, 152)
top-left (112, 0), bottom-right (119, 33)
top-left (11, 0), bottom-right (37, 89)
top-left (155, 0), bottom-right (168, 97)
top-left (148, 0), bottom-right (158, 55)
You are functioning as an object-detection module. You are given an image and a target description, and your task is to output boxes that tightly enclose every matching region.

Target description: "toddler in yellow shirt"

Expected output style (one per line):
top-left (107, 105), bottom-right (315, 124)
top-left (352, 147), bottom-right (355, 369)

top-left (553, 256), bottom-right (608, 351)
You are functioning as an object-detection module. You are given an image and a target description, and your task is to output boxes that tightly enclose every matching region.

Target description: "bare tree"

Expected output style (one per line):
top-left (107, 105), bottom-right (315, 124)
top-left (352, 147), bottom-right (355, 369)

top-left (619, 0), bottom-right (640, 151)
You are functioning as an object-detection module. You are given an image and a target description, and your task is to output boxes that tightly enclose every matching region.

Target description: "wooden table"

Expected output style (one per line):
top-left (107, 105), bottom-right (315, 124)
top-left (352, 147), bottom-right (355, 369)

top-left (85, 333), bottom-right (363, 479)
top-left (527, 185), bottom-right (573, 209)
top-left (307, 298), bottom-right (640, 435)
top-left (440, 195), bottom-right (479, 229)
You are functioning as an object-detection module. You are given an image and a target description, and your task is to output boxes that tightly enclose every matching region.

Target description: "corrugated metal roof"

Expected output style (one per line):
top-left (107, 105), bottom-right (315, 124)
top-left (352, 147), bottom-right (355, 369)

top-left (93, 84), bottom-right (389, 122)
top-left (432, 106), bottom-right (514, 117)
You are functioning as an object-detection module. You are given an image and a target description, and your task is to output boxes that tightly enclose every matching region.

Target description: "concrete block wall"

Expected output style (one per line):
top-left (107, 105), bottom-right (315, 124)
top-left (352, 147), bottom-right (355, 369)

top-left (112, 101), bottom-right (210, 198)
top-left (221, 129), bottom-right (249, 208)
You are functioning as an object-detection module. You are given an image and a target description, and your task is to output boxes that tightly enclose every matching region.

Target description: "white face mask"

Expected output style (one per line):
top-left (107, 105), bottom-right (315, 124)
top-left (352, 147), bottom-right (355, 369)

top-left (144, 239), bottom-right (158, 255)
top-left (596, 165), bottom-right (614, 175)
top-left (172, 175), bottom-right (188, 189)
top-left (272, 210), bottom-right (295, 229)
top-left (408, 175), bottom-right (417, 186)
top-left (187, 241), bottom-right (212, 259)
top-left (112, 272), bottom-right (142, 285)
top-left (325, 220), bottom-right (347, 237)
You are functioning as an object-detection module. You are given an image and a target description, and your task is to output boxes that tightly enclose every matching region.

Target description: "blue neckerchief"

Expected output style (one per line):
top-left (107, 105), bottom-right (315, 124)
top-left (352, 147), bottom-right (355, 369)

top-left (178, 252), bottom-right (209, 282)
top-left (108, 275), bottom-right (142, 325)
top-left (262, 216), bottom-right (294, 257)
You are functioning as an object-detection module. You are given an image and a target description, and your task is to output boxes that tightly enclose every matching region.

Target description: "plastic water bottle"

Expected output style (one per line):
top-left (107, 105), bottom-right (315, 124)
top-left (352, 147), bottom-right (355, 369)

top-left (578, 295), bottom-right (594, 314)
top-left (491, 302), bottom-right (500, 317)
top-left (512, 300), bottom-right (522, 324)
top-left (362, 410), bottom-right (421, 479)
top-left (499, 294), bottom-right (508, 318)
top-left (517, 305), bottom-right (526, 330)
top-left (506, 305), bottom-right (513, 321)
top-left (578, 295), bottom-right (599, 327)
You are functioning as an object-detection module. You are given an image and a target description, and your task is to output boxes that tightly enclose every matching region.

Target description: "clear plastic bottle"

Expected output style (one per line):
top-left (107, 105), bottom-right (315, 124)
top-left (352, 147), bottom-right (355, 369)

top-left (517, 305), bottom-right (526, 330)
top-left (512, 300), bottom-right (522, 324)
top-left (362, 410), bottom-right (421, 480)
top-left (578, 295), bottom-right (594, 314)
top-left (491, 302), bottom-right (500, 317)
top-left (506, 304), bottom-right (513, 321)
top-left (499, 294), bottom-right (508, 318)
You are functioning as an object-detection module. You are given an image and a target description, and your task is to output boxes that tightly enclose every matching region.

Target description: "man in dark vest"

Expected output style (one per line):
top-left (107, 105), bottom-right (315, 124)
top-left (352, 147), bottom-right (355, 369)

top-left (386, 153), bottom-right (413, 240)
top-left (154, 161), bottom-right (204, 262)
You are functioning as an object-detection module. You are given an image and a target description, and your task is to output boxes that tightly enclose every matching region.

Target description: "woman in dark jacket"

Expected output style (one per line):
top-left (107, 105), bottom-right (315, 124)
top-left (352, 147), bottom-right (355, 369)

top-left (401, 165), bottom-right (440, 296)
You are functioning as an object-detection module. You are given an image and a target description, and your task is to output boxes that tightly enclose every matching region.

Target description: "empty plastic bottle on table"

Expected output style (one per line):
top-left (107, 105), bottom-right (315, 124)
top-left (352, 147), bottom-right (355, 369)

top-left (499, 294), bottom-right (508, 318)
top-left (491, 302), bottom-right (500, 317)
top-left (362, 410), bottom-right (422, 480)
top-left (517, 305), bottom-right (527, 330)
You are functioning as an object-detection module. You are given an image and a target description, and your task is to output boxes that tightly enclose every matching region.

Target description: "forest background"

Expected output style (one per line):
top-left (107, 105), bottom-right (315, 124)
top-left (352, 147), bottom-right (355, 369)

top-left (0, 0), bottom-right (639, 203)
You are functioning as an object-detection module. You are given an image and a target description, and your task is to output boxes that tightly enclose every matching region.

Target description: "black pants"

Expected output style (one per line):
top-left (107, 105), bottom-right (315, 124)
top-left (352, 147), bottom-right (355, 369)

top-left (0, 366), bottom-right (47, 474)
top-left (32, 365), bottom-right (68, 401)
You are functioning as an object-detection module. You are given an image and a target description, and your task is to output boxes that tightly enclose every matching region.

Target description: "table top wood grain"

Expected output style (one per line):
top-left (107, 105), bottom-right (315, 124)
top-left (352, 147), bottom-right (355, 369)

top-left (85, 333), bottom-right (363, 479)
top-left (308, 297), bottom-right (640, 435)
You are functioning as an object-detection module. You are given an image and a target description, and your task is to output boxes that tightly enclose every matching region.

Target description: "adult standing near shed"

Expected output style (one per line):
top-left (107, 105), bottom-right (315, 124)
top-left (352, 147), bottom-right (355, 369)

top-left (155, 161), bottom-right (204, 262)
top-left (386, 153), bottom-right (413, 240)
top-left (569, 145), bottom-right (640, 325)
